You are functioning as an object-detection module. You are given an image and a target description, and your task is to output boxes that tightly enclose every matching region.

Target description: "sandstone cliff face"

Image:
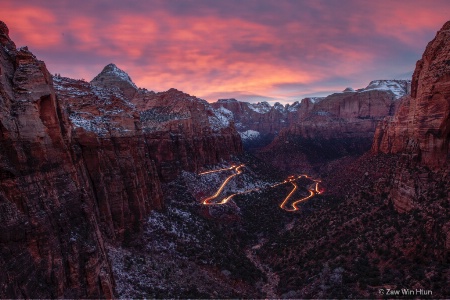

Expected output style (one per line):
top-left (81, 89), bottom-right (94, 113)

top-left (281, 83), bottom-right (409, 140)
top-left (134, 90), bottom-right (242, 180)
top-left (257, 82), bottom-right (409, 172)
top-left (54, 76), bottom-right (164, 240)
top-left (0, 20), bottom-right (242, 298)
top-left (0, 22), bottom-right (114, 298)
top-left (91, 65), bottom-right (242, 181)
top-left (372, 21), bottom-right (450, 213)
top-left (211, 99), bottom-right (297, 135)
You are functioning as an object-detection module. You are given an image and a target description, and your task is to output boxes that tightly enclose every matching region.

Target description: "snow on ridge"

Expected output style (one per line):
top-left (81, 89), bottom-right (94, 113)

top-left (239, 130), bottom-right (260, 141)
top-left (287, 101), bottom-right (301, 112)
top-left (247, 101), bottom-right (271, 114)
top-left (308, 97), bottom-right (325, 104)
top-left (208, 106), bottom-right (233, 131)
top-left (273, 102), bottom-right (285, 113)
top-left (215, 106), bottom-right (234, 119)
top-left (360, 79), bottom-right (411, 99)
top-left (343, 87), bottom-right (355, 93)
top-left (69, 113), bottom-right (108, 135)
top-left (217, 98), bottom-right (238, 103)
top-left (101, 63), bottom-right (138, 89)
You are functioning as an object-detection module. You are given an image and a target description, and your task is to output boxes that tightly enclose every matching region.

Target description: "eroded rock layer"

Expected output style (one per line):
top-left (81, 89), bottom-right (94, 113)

top-left (256, 82), bottom-right (409, 172)
top-left (0, 20), bottom-right (242, 298)
top-left (372, 21), bottom-right (450, 212)
top-left (0, 22), bottom-right (114, 298)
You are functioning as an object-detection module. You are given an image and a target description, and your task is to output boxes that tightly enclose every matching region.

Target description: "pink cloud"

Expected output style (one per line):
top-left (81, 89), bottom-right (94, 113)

top-left (1, 0), bottom-right (449, 102)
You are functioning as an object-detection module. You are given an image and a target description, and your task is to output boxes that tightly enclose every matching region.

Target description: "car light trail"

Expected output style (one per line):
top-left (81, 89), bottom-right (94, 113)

top-left (199, 164), bottom-right (323, 211)
top-left (279, 182), bottom-right (298, 211)
top-left (201, 164), bottom-right (244, 205)
top-left (198, 165), bottom-right (236, 175)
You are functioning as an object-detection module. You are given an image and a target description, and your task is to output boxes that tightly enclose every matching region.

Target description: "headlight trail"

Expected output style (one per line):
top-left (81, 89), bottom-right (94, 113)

top-left (201, 164), bottom-right (244, 205)
top-left (279, 182), bottom-right (298, 211)
top-left (198, 165), bottom-right (236, 175)
top-left (199, 164), bottom-right (323, 211)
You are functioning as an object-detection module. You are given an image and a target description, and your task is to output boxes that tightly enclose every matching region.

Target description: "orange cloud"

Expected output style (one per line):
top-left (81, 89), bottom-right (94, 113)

top-left (1, 4), bottom-right (61, 48)
top-left (1, 0), bottom-right (449, 103)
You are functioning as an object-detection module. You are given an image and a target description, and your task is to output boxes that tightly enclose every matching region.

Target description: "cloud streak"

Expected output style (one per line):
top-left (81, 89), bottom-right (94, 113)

top-left (1, 0), bottom-right (449, 103)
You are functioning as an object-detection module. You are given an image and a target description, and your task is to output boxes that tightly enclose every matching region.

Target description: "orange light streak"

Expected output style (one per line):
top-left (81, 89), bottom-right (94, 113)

top-left (279, 182), bottom-right (298, 211)
top-left (290, 190), bottom-right (315, 211)
top-left (198, 165), bottom-right (236, 175)
top-left (201, 164), bottom-right (244, 205)
top-left (199, 164), bottom-right (323, 211)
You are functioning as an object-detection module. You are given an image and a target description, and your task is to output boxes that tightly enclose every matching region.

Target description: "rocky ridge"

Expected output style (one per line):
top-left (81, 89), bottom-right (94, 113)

top-left (253, 23), bottom-right (449, 298)
top-left (372, 21), bottom-right (450, 212)
top-left (211, 99), bottom-right (301, 147)
top-left (251, 80), bottom-right (409, 173)
top-left (212, 80), bottom-right (410, 150)
top-left (0, 20), bottom-right (242, 298)
top-left (0, 22), bottom-right (115, 298)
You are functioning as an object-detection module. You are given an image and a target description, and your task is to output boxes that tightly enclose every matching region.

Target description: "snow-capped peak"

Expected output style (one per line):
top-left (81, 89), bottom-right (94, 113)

top-left (247, 101), bottom-right (271, 114)
top-left (286, 101), bottom-right (301, 112)
top-left (94, 63), bottom-right (137, 89)
top-left (343, 87), bottom-right (355, 92)
top-left (273, 102), bottom-right (285, 113)
top-left (360, 80), bottom-right (411, 99)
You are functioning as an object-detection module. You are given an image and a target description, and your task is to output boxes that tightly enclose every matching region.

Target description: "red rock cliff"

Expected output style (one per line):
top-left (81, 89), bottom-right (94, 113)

top-left (372, 21), bottom-right (450, 212)
top-left (54, 75), bottom-right (164, 240)
top-left (282, 81), bottom-right (410, 140)
top-left (133, 89), bottom-right (243, 180)
top-left (211, 99), bottom-right (296, 136)
top-left (0, 21), bottom-right (114, 298)
top-left (0, 20), bottom-right (242, 298)
top-left (256, 82), bottom-right (409, 172)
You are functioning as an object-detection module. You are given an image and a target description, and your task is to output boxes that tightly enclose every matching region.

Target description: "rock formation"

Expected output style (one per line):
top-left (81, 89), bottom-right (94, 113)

top-left (91, 63), bottom-right (138, 99)
top-left (211, 99), bottom-right (294, 134)
top-left (211, 99), bottom-right (302, 147)
top-left (133, 89), bottom-right (242, 180)
top-left (255, 80), bottom-right (410, 172)
top-left (280, 80), bottom-right (410, 140)
top-left (0, 20), bottom-right (242, 298)
top-left (0, 21), bottom-right (114, 298)
top-left (212, 80), bottom-right (409, 152)
top-left (54, 75), bottom-right (164, 240)
top-left (372, 21), bottom-right (450, 212)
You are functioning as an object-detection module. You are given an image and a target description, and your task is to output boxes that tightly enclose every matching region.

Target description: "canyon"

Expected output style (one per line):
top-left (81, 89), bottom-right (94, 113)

top-left (0, 20), bottom-right (241, 298)
top-left (0, 19), bottom-right (449, 299)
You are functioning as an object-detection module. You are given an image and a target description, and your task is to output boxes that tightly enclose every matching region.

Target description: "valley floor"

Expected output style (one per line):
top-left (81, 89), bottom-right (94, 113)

top-left (107, 153), bottom-right (449, 298)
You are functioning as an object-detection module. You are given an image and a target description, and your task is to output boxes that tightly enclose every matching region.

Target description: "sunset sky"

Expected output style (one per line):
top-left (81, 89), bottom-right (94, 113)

top-left (1, 0), bottom-right (449, 103)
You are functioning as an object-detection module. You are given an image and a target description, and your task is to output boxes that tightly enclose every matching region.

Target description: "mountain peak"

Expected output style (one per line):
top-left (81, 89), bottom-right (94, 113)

top-left (343, 87), bottom-right (355, 92)
top-left (361, 79), bottom-right (411, 99)
top-left (92, 63), bottom-right (137, 89)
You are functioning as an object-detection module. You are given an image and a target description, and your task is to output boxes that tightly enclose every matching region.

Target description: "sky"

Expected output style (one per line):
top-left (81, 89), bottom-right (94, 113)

top-left (1, 0), bottom-right (449, 104)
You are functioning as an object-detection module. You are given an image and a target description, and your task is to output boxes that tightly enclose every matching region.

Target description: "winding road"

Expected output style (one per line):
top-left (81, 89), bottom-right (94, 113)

top-left (199, 164), bottom-right (323, 211)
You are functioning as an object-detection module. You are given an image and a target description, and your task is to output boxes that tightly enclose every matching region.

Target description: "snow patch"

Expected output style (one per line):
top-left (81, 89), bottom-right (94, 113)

top-left (247, 101), bottom-right (271, 114)
top-left (343, 87), bottom-right (355, 92)
top-left (101, 64), bottom-right (138, 89)
top-left (69, 113), bottom-right (108, 135)
top-left (360, 80), bottom-right (411, 99)
top-left (308, 97), bottom-right (325, 103)
top-left (239, 130), bottom-right (261, 141)
top-left (208, 106), bottom-right (233, 131)
top-left (273, 102), bottom-right (285, 113)
top-left (287, 101), bottom-right (301, 112)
